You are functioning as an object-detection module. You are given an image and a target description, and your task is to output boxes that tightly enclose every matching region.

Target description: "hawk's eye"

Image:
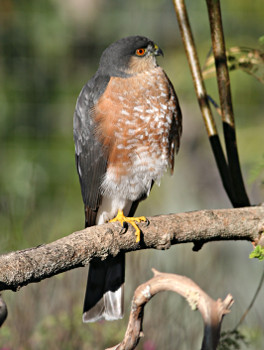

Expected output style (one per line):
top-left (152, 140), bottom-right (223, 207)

top-left (135, 48), bottom-right (146, 56)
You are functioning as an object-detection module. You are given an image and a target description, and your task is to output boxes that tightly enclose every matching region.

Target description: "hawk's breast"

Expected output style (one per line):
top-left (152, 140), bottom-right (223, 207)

top-left (95, 67), bottom-right (179, 201)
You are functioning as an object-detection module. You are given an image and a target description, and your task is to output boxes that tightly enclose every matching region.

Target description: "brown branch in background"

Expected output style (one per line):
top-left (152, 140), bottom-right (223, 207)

top-left (172, 0), bottom-right (237, 206)
top-left (0, 206), bottom-right (263, 293)
top-left (106, 269), bottom-right (234, 350)
top-left (206, 0), bottom-right (250, 207)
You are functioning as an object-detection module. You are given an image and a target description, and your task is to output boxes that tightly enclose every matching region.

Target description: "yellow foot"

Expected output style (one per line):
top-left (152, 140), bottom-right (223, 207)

top-left (110, 209), bottom-right (147, 243)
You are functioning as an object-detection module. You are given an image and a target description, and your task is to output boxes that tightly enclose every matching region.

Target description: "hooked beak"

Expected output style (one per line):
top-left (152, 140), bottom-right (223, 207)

top-left (154, 44), bottom-right (164, 57)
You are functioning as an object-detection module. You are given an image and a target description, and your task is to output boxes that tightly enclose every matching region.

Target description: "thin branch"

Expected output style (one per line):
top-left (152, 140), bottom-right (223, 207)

top-left (203, 46), bottom-right (264, 84)
top-left (0, 206), bottom-right (263, 292)
top-left (206, 0), bottom-right (250, 207)
top-left (106, 269), bottom-right (234, 350)
top-left (172, 0), bottom-right (237, 206)
top-left (234, 267), bottom-right (264, 330)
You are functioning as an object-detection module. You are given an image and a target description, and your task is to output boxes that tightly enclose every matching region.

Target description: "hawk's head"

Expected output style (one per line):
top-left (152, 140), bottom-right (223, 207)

top-left (98, 36), bottom-right (163, 77)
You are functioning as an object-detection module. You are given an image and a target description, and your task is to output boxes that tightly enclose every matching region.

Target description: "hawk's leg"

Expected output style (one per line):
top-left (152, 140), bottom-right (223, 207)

top-left (110, 209), bottom-right (147, 242)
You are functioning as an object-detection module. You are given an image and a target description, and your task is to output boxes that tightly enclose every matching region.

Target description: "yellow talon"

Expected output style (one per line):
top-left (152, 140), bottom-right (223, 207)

top-left (110, 209), bottom-right (147, 242)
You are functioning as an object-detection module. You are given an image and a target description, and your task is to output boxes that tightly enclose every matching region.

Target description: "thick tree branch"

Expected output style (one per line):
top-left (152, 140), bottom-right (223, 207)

top-left (106, 269), bottom-right (234, 350)
top-left (1, 206), bottom-right (263, 292)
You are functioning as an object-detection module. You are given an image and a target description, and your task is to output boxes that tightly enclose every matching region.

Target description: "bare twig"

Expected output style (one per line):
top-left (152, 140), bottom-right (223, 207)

top-left (234, 267), bottom-right (264, 330)
top-left (106, 269), bottom-right (234, 350)
top-left (172, 0), bottom-right (236, 206)
top-left (203, 46), bottom-right (264, 84)
top-left (206, 0), bottom-right (250, 207)
top-left (0, 206), bottom-right (263, 292)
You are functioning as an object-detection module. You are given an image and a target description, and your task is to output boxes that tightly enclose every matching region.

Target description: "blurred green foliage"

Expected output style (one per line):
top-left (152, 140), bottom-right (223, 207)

top-left (219, 330), bottom-right (248, 350)
top-left (0, 0), bottom-right (264, 349)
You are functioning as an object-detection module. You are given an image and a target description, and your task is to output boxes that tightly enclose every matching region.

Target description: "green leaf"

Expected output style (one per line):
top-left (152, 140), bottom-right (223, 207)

top-left (249, 245), bottom-right (264, 261)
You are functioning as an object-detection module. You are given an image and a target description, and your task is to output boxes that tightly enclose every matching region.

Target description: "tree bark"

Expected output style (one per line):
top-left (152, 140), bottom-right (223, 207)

top-left (0, 206), bottom-right (263, 292)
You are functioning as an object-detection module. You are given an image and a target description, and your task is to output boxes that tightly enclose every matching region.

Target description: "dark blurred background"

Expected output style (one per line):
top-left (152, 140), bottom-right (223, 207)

top-left (0, 0), bottom-right (264, 349)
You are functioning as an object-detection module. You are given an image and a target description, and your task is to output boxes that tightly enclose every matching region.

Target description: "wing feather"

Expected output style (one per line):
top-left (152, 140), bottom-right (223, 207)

top-left (73, 74), bottom-right (110, 226)
top-left (167, 77), bottom-right (182, 172)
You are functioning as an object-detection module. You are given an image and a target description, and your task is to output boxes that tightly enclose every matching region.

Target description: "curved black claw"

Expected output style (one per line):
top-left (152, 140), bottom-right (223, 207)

top-left (119, 221), bottom-right (128, 235)
top-left (143, 218), bottom-right (150, 227)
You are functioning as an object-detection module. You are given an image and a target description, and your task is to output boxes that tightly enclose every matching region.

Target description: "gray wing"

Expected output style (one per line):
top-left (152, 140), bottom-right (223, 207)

top-left (73, 73), bottom-right (110, 226)
top-left (167, 78), bottom-right (182, 171)
top-left (75, 75), bottom-right (125, 323)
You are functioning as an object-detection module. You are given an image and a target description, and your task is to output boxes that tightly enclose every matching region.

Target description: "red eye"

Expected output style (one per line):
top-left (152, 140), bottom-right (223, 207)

top-left (136, 48), bottom-right (146, 56)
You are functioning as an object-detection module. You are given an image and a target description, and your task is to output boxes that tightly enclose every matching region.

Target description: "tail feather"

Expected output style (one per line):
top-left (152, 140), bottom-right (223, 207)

top-left (83, 253), bottom-right (125, 323)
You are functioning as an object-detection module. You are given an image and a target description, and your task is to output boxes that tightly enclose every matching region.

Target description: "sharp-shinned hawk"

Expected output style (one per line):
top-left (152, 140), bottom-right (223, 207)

top-left (74, 35), bottom-right (182, 323)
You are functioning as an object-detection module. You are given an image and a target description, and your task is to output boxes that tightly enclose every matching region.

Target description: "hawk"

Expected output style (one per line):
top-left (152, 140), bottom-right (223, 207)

top-left (73, 36), bottom-right (182, 323)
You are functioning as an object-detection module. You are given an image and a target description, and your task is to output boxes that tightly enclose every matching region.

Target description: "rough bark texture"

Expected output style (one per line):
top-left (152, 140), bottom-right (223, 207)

top-left (1, 206), bottom-right (263, 292)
